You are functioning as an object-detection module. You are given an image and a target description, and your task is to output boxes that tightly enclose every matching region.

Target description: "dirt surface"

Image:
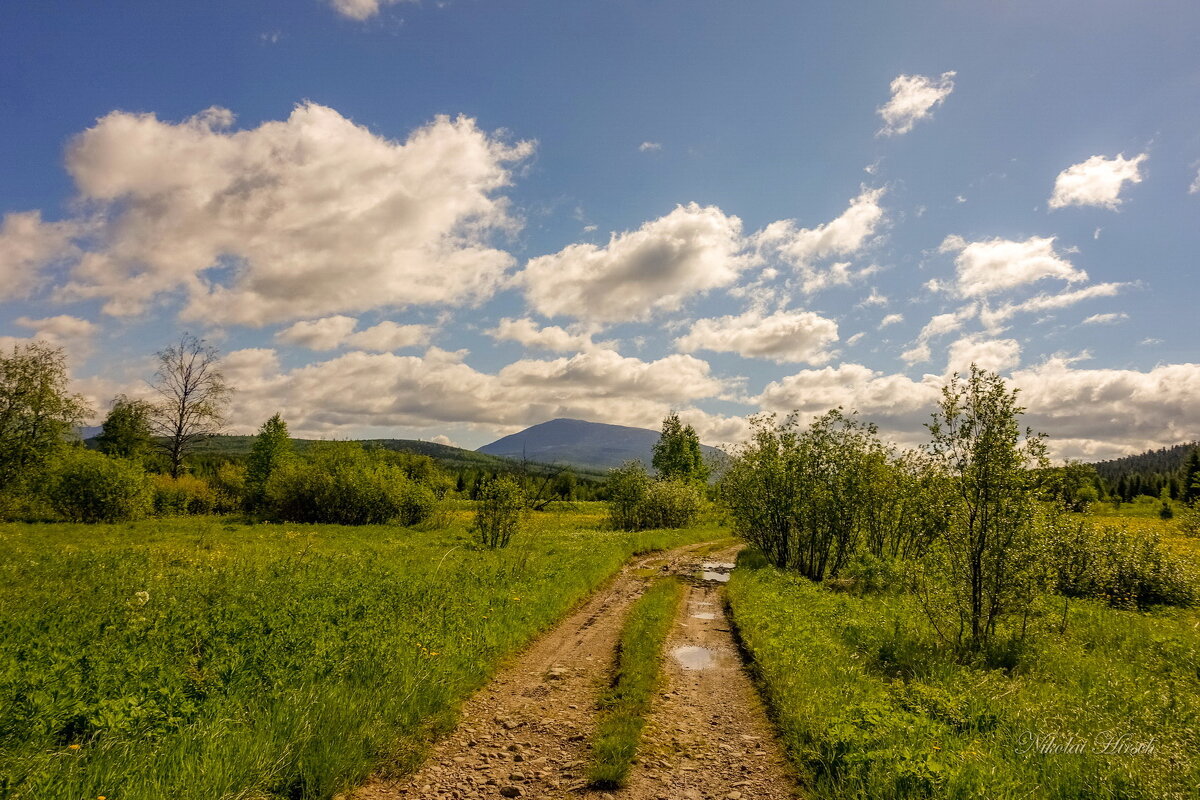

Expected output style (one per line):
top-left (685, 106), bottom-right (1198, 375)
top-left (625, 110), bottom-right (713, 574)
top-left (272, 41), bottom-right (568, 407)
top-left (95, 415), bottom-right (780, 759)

top-left (606, 549), bottom-right (797, 800)
top-left (347, 543), bottom-right (797, 800)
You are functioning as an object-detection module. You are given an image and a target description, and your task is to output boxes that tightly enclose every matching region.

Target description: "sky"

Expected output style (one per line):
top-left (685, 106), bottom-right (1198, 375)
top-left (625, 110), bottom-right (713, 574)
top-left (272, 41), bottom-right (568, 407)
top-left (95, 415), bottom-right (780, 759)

top-left (1, 0), bottom-right (1198, 459)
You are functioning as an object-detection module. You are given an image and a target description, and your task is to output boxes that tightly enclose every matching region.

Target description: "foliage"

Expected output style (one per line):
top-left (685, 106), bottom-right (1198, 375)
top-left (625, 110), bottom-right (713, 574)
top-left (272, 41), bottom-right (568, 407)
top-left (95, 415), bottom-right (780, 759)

top-left (651, 412), bottom-right (708, 483)
top-left (471, 474), bottom-right (524, 548)
top-left (149, 334), bottom-right (231, 479)
top-left (263, 442), bottom-right (437, 526)
top-left (1186, 448), bottom-right (1200, 505)
top-left (152, 474), bottom-right (217, 516)
top-left (208, 461), bottom-right (247, 514)
top-left (0, 511), bottom-right (719, 799)
top-left (245, 413), bottom-right (292, 509)
top-left (95, 395), bottom-right (155, 461)
top-left (605, 462), bottom-right (703, 531)
top-left (588, 578), bottom-right (683, 788)
top-left (728, 553), bottom-right (1200, 800)
top-left (1037, 460), bottom-right (1101, 511)
top-left (920, 367), bottom-right (1048, 653)
top-left (46, 449), bottom-right (153, 523)
top-left (0, 342), bottom-right (91, 501)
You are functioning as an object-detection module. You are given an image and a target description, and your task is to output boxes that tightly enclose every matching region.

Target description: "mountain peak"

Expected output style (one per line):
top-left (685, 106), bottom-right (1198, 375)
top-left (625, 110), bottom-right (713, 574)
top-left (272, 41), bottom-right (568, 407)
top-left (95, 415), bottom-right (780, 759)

top-left (477, 418), bottom-right (718, 471)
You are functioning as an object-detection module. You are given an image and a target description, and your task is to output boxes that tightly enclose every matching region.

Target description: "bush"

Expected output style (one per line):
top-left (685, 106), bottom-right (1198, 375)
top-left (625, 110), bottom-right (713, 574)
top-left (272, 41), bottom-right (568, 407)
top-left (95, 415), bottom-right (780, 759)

top-left (606, 462), bottom-right (652, 531)
top-left (47, 450), bottom-right (153, 523)
top-left (263, 442), bottom-right (438, 526)
top-left (209, 462), bottom-right (247, 514)
top-left (1052, 520), bottom-right (1198, 608)
top-left (153, 474), bottom-right (217, 515)
top-left (605, 463), bottom-right (703, 531)
top-left (472, 475), bottom-right (524, 548)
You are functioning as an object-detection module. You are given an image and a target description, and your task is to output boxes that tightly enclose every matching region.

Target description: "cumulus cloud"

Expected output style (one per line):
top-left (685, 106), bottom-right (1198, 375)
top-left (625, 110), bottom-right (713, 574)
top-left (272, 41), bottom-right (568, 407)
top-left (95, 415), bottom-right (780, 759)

top-left (328, 0), bottom-right (408, 20)
top-left (675, 308), bottom-right (839, 364)
top-left (276, 315), bottom-right (432, 352)
top-left (940, 234), bottom-right (1086, 297)
top-left (945, 335), bottom-right (1021, 375)
top-left (0, 211), bottom-right (80, 300)
top-left (1048, 153), bottom-right (1148, 210)
top-left (879, 313), bottom-right (903, 329)
top-left (0, 314), bottom-right (100, 359)
top-left (901, 305), bottom-right (978, 365)
top-left (1190, 167), bottom-right (1200, 195)
top-left (753, 187), bottom-right (886, 292)
top-left (487, 318), bottom-right (604, 353)
top-left (519, 203), bottom-right (750, 323)
top-left (877, 71), bottom-right (956, 136)
top-left (216, 345), bottom-right (741, 445)
top-left (51, 104), bottom-right (532, 325)
top-left (978, 282), bottom-right (1128, 328)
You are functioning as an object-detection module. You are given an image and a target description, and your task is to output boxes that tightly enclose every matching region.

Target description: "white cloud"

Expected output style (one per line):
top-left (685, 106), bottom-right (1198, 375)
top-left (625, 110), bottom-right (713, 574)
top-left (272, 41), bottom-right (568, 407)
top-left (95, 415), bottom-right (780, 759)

top-left (846, 332), bottom-right (866, 346)
top-left (487, 318), bottom-right (603, 353)
top-left (1081, 312), bottom-right (1128, 326)
top-left (945, 335), bottom-right (1021, 375)
top-left (0, 314), bottom-right (100, 360)
top-left (519, 203), bottom-right (750, 323)
top-left (275, 316), bottom-right (359, 350)
top-left (328, 0), bottom-right (409, 20)
top-left (901, 305), bottom-right (978, 365)
top-left (978, 282), bottom-right (1128, 328)
top-left (344, 321), bottom-right (432, 352)
top-left (858, 288), bottom-right (888, 307)
top-left (675, 308), bottom-right (839, 364)
top-left (1190, 167), bottom-right (1200, 194)
top-left (1048, 153), bottom-right (1148, 210)
top-left (879, 313), bottom-right (904, 329)
top-left (639, 141), bottom-right (663, 152)
top-left (877, 71), bottom-right (956, 136)
top-left (53, 104), bottom-right (533, 325)
top-left (430, 434), bottom-right (457, 447)
top-left (0, 211), bottom-right (80, 300)
top-left (941, 234), bottom-right (1086, 297)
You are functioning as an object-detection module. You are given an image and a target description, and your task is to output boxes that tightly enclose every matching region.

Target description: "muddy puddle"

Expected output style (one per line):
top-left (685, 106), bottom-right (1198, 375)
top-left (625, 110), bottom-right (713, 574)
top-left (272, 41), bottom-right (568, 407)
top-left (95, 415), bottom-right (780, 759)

top-left (699, 561), bottom-right (735, 583)
top-left (672, 645), bottom-right (718, 670)
top-left (690, 611), bottom-right (718, 620)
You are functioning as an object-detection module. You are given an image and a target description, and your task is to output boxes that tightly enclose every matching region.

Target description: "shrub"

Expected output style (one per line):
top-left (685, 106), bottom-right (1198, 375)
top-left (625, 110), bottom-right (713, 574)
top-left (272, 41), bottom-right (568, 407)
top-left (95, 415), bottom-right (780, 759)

top-left (1052, 520), bottom-right (1198, 608)
top-left (1179, 504), bottom-right (1200, 537)
top-left (605, 463), bottom-right (703, 531)
top-left (472, 475), bottom-right (524, 548)
top-left (263, 442), bottom-right (438, 526)
top-left (606, 462), bottom-right (652, 531)
top-left (47, 450), bottom-right (153, 523)
top-left (209, 462), bottom-right (247, 514)
top-left (153, 474), bottom-right (217, 515)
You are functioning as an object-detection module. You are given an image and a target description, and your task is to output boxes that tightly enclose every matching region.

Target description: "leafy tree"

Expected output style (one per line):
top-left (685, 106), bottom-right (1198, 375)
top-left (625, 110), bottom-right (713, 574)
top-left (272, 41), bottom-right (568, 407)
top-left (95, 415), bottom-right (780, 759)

top-left (246, 413), bottom-right (292, 508)
top-left (150, 334), bottom-right (231, 478)
top-left (472, 474), bottom-right (524, 548)
top-left (920, 366), bottom-right (1047, 654)
top-left (607, 461), bottom-right (653, 531)
top-left (47, 448), bottom-right (153, 523)
top-left (0, 342), bottom-right (91, 496)
top-left (652, 412), bottom-right (709, 483)
top-left (95, 394), bottom-right (154, 460)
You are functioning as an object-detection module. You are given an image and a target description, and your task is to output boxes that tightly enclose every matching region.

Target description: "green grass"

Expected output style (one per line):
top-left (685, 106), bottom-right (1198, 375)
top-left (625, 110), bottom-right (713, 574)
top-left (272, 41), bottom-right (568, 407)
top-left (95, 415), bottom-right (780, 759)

top-left (587, 576), bottom-right (684, 788)
top-left (0, 506), bottom-right (721, 800)
top-left (727, 550), bottom-right (1200, 800)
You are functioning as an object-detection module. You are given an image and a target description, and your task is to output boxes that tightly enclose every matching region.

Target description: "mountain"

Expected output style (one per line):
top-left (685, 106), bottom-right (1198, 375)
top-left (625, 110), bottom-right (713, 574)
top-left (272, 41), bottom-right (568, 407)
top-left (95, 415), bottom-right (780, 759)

top-left (477, 418), bottom-right (722, 471)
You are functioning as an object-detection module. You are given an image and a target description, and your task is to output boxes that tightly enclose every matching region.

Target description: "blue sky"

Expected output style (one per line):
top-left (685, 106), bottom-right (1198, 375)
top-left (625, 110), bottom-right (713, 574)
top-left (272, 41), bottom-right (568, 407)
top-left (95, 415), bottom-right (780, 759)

top-left (2, 0), bottom-right (1198, 457)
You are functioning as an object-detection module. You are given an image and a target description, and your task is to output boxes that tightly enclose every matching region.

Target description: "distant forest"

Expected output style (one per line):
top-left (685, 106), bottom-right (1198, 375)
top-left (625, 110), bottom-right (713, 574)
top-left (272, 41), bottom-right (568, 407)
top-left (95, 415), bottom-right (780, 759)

top-left (1092, 441), bottom-right (1200, 502)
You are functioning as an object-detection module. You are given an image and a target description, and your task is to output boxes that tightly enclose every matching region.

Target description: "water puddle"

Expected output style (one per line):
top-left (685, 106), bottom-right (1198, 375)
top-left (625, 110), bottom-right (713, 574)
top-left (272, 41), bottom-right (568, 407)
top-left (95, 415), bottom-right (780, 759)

top-left (699, 562), bottom-right (735, 583)
top-left (672, 645), bottom-right (717, 670)
top-left (690, 612), bottom-right (718, 620)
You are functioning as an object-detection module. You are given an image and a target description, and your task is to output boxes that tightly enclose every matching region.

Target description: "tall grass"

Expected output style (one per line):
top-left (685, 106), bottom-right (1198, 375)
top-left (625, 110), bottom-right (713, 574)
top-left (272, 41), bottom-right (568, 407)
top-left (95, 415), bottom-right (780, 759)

top-left (727, 550), bottom-right (1200, 800)
top-left (587, 577), bottom-right (684, 788)
top-left (0, 506), bottom-right (721, 799)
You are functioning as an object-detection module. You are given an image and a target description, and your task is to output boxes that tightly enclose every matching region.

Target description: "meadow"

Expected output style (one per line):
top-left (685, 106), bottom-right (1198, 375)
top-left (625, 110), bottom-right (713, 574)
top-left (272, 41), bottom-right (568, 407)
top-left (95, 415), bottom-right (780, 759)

top-left (0, 505), bottom-right (722, 800)
top-left (726, 513), bottom-right (1200, 800)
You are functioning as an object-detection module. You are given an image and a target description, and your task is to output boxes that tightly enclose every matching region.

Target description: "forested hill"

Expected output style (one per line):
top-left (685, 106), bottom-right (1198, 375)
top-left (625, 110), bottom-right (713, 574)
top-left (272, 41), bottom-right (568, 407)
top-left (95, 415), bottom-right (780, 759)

top-left (1091, 441), bottom-right (1199, 500)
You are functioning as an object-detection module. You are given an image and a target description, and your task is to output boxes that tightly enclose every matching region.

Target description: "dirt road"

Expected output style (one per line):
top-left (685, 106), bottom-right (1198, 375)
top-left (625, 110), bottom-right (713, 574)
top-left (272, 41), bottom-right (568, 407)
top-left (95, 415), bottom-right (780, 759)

top-left (347, 543), bottom-right (796, 800)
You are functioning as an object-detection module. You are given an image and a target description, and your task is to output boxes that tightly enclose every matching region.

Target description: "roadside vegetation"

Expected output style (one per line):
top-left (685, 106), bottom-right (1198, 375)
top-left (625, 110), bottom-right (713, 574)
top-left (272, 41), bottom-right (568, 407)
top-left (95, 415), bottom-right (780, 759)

top-left (587, 577), bottom-right (685, 788)
top-left (0, 508), bottom-right (721, 800)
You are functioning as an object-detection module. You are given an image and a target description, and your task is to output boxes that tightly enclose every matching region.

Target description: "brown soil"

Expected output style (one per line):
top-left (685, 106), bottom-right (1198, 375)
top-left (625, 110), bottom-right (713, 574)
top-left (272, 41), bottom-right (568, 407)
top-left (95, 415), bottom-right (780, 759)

top-left (346, 543), bottom-right (797, 800)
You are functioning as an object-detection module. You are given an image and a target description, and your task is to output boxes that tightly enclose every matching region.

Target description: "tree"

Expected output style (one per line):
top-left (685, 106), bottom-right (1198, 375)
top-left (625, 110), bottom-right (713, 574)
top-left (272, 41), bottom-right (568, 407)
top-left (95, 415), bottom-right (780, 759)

top-left (0, 342), bottom-right (91, 495)
top-left (1184, 448), bottom-right (1200, 506)
top-left (652, 412), bottom-right (709, 483)
top-left (920, 366), bottom-right (1047, 654)
top-left (95, 394), bottom-right (155, 460)
top-left (246, 413), bottom-right (292, 508)
top-left (150, 334), bottom-right (231, 478)
top-left (472, 474), bottom-right (525, 548)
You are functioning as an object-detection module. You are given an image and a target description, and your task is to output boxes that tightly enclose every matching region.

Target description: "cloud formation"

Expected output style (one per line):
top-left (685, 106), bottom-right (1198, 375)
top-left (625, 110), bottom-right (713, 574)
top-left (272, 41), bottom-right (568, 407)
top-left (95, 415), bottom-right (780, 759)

top-left (941, 235), bottom-right (1086, 297)
top-left (54, 104), bottom-right (532, 325)
top-left (1048, 153), bottom-right (1147, 210)
top-left (877, 72), bottom-right (956, 136)
top-left (0, 211), bottom-right (79, 300)
top-left (675, 308), bottom-right (839, 364)
top-left (487, 318), bottom-right (604, 353)
top-left (275, 315), bottom-right (433, 352)
top-left (328, 0), bottom-right (407, 21)
top-left (519, 203), bottom-right (750, 323)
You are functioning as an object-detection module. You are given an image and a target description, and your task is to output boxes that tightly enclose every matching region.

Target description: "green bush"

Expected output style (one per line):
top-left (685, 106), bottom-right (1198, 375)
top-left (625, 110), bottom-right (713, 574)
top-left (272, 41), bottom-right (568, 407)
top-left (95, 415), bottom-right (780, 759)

top-left (152, 473), bottom-right (217, 515)
top-left (263, 442), bottom-right (438, 526)
top-left (471, 474), bottom-right (524, 548)
top-left (605, 463), bottom-right (703, 531)
top-left (1052, 520), bottom-right (1198, 608)
top-left (46, 450), bottom-right (153, 523)
top-left (209, 461), bottom-right (247, 514)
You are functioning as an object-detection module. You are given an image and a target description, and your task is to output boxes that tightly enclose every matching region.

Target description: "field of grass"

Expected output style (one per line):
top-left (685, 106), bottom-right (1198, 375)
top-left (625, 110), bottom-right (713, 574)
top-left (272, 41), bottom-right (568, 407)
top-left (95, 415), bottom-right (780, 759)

top-left (587, 577), bottom-right (684, 788)
top-left (0, 504), bottom-right (722, 800)
top-left (727, 550), bottom-right (1200, 800)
